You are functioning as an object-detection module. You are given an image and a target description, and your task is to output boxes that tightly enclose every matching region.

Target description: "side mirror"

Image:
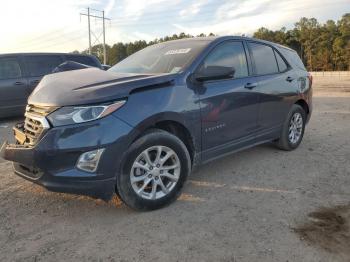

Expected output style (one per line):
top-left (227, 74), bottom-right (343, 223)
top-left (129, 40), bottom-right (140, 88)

top-left (102, 64), bottom-right (111, 70)
top-left (195, 66), bottom-right (235, 82)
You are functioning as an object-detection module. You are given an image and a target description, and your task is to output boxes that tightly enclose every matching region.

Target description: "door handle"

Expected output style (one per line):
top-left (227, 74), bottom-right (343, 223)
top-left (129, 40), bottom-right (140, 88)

top-left (286, 76), bottom-right (294, 82)
top-left (244, 82), bottom-right (258, 89)
top-left (31, 80), bottom-right (40, 84)
top-left (14, 81), bottom-right (25, 85)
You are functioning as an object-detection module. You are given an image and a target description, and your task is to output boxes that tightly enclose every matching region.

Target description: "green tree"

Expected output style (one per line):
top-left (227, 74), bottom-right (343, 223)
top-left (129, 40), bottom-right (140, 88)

top-left (334, 13), bottom-right (350, 70)
top-left (109, 43), bottom-right (127, 65)
top-left (294, 17), bottom-right (321, 70)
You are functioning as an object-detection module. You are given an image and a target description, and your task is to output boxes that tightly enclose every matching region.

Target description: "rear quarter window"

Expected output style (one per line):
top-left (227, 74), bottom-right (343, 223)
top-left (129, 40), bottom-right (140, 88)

top-left (24, 55), bottom-right (63, 77)
top-left (279, 48), bottom-right (306, 71)
top-left (248, 42), bottom-right (279, 75)
top-left (65, 55), bottom-right (99, 67)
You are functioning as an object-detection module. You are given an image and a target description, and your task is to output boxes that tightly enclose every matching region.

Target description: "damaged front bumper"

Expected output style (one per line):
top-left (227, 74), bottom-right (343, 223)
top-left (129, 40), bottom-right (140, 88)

top-left (0, 114), bottom-right (135, 200)
top-left (1, 140), bottom-right (116, 200)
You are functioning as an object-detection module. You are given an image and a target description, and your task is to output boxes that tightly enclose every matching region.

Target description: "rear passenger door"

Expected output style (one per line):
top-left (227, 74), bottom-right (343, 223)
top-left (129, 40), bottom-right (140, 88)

top-left (0, 56), bottom-right (28, 116)
top-left (22, 55), bottom-right (63, 92)
top-left (247, 42), bottom-right (297, 139)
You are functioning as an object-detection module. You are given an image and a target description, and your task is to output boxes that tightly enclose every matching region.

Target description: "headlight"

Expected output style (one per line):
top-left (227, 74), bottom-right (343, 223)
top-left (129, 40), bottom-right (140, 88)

top-left (47, 100), bottom-right (126, 126)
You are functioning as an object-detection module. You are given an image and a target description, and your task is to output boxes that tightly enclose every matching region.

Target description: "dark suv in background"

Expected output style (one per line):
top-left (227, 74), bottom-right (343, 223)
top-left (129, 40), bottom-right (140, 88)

top-left (1, 36), bottom-right (312, 210)
top-left (0, 53), bottom-right (102, 118)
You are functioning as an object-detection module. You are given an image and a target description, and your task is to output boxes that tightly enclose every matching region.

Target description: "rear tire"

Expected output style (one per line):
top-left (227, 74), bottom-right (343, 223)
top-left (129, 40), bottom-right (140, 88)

top-left (116, 129), bottom-right (191, 211)
top-left (275, 104), bottom-right (306, 151)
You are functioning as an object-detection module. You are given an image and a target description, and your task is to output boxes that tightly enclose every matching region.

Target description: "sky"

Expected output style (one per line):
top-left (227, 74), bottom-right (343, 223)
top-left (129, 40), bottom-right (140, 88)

top-left (0, 0), bottom-right (349, 53)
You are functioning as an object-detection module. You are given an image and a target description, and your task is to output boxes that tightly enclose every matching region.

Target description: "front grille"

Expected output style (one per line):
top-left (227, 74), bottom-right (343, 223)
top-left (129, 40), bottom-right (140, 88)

top-left (24, 116), bottom-right (44, 144)
top-left (23, 104), bottom-right (57, 145)
top-left (26, 104), bottom-right (57, 116)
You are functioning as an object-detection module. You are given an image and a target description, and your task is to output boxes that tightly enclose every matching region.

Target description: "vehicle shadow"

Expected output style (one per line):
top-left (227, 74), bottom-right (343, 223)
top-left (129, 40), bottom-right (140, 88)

top-left (1, 141), bottom-right (280, 216)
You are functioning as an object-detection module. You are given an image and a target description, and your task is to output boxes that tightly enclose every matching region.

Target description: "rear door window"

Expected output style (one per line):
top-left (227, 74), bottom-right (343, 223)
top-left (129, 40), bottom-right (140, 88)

top-left (202, 41), bottom-right (249, 78)
top-left (0, 57), bottom-right (22, 79)
top-left (274, 51), bottom-right (288, 72)
top-left (65, 55), bottom-right (98, 67)
top-left (248, 42), bottom-right (279, 75)
top-left (23, 55), bottom-right (63, 77)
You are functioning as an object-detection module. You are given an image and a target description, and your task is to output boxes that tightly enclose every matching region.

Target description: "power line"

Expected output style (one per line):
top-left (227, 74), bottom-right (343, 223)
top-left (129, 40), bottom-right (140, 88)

top-left (12, 33), bottom-right (87, 52)
top-left (12, 27), bottom-right (88, 51)
top-left (80, 8), bottom-right (110, 64)
top-left (19, 26), bottom-right (75, 46)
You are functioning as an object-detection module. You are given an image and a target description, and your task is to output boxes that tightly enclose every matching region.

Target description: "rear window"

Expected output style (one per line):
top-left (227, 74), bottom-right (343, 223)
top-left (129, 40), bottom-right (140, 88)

top-left (0, 57), bottom-right (21, 79)
top-left (65, 55), bottom-right (99, 67)
top-left (279, 48), bottom-right (306, 71)
top-left (248, 42), bottom-right (279, 75)
top-left (24, 55), bottom-right (63, 77)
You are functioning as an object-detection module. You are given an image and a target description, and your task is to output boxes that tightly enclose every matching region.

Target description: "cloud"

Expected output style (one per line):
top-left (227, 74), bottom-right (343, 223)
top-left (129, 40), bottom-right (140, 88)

top-left (172, 0), bottom-right (349, 37)
top-left (117, 0), bottom-right (169, 21)
top-left (105, 0), bottom-right (115, 16)
top-left (130, 32), bottom-right (155, 42)
top-left (179, 0), bottom-right (209, 18)
top-left (0, 0), bottom-right (349, 53)
top-left (215, 0), bottom-right (273, 21)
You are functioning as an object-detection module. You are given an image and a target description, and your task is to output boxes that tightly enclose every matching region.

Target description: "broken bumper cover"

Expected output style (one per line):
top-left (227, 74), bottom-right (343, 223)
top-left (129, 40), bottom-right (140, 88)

top-left (1, 141), bottom-right (116, 200)
top-left (0, 115), bottom-right (134, 200)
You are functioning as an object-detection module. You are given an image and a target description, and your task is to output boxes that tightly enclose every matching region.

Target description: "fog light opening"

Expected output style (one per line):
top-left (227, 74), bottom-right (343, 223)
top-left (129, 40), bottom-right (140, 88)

top-left (76, 148), bottom-right (105, 173)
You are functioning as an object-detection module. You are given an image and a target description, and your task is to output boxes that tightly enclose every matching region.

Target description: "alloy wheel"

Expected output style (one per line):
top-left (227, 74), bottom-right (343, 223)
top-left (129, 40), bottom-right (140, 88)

top-left (288, 112), bottom-right (303, 144)
top-left (130, 146), bottom-right (181, 200)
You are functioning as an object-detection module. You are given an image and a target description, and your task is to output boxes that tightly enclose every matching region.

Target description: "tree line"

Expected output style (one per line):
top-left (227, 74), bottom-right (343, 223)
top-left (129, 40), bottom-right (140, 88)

top-left (76, 13), bottom-right (349, 71)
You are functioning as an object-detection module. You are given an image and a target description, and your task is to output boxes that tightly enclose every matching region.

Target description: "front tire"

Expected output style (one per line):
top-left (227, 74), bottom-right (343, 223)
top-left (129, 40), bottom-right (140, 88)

top-left (275, 104), bottom-right (306, 151)
top-left (116, 129), bottom-right (191, 211)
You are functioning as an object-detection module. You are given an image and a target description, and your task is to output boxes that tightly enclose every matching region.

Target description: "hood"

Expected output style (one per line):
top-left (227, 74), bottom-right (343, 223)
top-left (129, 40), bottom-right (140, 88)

top-left (28, 68), bottom-right (176, 106)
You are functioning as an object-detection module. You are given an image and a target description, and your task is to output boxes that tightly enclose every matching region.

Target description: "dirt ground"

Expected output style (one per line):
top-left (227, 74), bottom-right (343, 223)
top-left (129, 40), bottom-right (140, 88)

top-left (0, 76), bottom-right (350, 262)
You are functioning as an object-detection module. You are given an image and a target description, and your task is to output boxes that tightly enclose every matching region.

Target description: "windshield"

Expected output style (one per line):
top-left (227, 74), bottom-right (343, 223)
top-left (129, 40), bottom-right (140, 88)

top-left (109, 40), bottom-right (209, 74)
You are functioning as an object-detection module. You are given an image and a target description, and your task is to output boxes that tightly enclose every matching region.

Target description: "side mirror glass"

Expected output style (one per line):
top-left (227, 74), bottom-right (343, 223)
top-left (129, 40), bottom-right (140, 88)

top-left (195, 66), bottom-right (235, 82)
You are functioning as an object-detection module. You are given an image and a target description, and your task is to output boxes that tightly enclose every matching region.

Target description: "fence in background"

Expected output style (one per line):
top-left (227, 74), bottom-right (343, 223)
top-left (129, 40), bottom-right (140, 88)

top-left (310, 71), bottom-right (350, 77)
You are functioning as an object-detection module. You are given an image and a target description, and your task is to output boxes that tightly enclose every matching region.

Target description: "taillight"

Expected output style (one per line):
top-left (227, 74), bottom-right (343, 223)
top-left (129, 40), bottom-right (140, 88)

top-left (307, 73), bottom-right (313, 88)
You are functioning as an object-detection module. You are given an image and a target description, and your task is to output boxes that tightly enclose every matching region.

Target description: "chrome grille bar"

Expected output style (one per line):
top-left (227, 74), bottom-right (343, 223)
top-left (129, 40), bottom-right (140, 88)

top-left (22, 104), bottom-right (54, 146)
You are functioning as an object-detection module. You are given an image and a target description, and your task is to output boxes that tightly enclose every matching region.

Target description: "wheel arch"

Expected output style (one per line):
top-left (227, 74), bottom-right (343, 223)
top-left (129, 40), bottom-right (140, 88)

top-left (133, 113), bottom-right (197, 165)
top-left (295, 99), bottom-right (309, 116)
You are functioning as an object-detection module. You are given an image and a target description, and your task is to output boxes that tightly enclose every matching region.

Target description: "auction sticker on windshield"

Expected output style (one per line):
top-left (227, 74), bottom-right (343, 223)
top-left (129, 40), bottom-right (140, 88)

top-left (165, 48), bottom-right (191, 55)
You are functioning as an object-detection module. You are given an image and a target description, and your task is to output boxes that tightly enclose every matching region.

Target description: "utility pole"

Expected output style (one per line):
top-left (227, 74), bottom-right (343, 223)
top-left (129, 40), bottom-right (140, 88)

top-left (87, 8), bottom-right (91, 54)
top-left (80, 8), bottom-right (110, 63)
top-left (102, 10), bottom-right (106, 64)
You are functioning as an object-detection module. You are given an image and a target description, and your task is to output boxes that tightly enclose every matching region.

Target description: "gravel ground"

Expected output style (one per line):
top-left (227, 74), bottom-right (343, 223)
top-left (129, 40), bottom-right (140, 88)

top-left (0, 77), bottom-right (350, 262)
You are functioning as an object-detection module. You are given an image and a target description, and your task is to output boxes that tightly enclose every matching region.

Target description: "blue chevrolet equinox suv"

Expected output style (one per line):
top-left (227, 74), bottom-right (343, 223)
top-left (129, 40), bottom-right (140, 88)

top-left (1, 36), bottom-right (312, 210)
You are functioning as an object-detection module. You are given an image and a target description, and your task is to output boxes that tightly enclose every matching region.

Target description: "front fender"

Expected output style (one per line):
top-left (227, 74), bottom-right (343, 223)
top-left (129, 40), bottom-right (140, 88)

top-left (113, 81), bottom-right (201, 151)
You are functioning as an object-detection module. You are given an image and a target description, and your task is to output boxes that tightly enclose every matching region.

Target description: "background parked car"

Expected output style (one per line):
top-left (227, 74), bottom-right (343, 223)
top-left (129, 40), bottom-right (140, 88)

top-left (0, 53), bottom-right (102, 118)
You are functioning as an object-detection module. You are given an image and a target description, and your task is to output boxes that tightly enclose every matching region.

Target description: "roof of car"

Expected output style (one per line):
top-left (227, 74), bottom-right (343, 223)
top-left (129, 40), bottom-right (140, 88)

top-left (163, 36), bottom-right (295, 52)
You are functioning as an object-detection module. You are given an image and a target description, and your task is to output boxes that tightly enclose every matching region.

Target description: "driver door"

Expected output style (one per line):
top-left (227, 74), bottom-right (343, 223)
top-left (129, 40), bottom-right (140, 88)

top-left (197, 41), bottom-right (260, 161)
